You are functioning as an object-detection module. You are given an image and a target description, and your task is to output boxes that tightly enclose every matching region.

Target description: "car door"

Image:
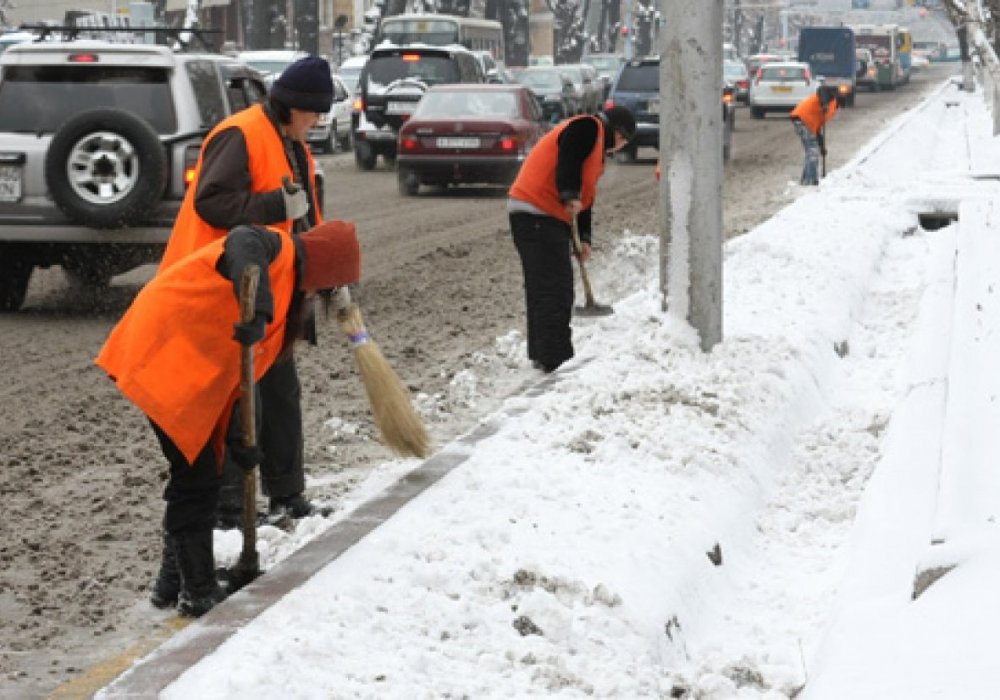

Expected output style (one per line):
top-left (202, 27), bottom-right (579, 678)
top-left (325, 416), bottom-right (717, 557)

top-left (331, 75), bottom-right (351, 136)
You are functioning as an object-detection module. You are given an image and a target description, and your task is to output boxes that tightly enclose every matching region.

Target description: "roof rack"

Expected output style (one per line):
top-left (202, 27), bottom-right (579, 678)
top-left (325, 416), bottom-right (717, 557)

top-left (17, 24), bottom-right (223, 52)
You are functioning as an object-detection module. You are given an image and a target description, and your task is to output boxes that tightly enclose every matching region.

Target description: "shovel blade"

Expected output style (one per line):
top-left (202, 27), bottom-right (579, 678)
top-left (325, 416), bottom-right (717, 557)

top-left (574, 302), bottom-right (614, 317)
top-left (223, 551), bottom-right (262, 594)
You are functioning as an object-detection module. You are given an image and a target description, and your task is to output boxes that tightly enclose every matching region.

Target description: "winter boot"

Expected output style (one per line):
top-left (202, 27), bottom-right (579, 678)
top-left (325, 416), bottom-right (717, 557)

top-left (269, 492), bottom-right (315, 519)
top-left (174, 528), bottom-right (227, 617)
top-left (150, 533), bottom-right (180, 609)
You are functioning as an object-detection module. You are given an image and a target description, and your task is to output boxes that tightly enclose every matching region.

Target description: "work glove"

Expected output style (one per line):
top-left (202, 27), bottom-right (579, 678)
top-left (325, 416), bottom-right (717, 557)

top-left (229, 441), bottom-right (263, 472)
top-left (232, 315), bottom-right (267, 346)
top-left (281, 185), bottom-right (309, 221)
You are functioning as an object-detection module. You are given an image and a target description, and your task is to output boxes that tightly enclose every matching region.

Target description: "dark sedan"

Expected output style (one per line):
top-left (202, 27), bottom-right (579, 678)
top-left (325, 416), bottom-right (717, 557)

top-left (397, 84), bottom-right (550, 196)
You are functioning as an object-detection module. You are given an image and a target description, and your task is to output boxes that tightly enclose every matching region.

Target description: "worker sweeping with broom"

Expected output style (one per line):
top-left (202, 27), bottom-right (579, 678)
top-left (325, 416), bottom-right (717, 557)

top-left (95, 221), bottom-right (364, 617)
top-left (507, 106), bottom-right (636, 373)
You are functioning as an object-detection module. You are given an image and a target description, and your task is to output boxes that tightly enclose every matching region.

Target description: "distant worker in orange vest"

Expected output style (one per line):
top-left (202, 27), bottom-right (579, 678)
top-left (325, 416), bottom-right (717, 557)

top-left (790, 84), bottom-right (839, 185)
top-left (96, 221), bottom-right (361, 617)
top-left (507, 106), bottom-right (636, 373)
top-left (160, 55), bottom-right (334, 534)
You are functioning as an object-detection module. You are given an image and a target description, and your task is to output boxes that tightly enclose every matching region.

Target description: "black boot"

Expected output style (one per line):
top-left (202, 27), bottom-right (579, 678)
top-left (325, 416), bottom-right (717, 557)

top-left (269, 492), bottom-right (315, 519)
top-left (150, 533), bottom-right (180, 609)
top-left (174, 529), bottom-right (227, 617)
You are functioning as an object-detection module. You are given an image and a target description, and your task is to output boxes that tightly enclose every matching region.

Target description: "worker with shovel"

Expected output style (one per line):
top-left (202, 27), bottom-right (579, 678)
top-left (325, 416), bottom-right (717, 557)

top-left (790, 84), bottom-right (839, 186)
top-left (96, 221), bottom-right (361, 616)
top-left (507, 106), bottom-right (636, 373)
top-left (159, 55), bottom-right (334, 533)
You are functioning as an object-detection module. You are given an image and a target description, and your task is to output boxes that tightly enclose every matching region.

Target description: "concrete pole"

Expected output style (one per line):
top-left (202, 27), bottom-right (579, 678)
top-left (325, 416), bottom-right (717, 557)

top-left (659, 0), bottom-right (723, 351)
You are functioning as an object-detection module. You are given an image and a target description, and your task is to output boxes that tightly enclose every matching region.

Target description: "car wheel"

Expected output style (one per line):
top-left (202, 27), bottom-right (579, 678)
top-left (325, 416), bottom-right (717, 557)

top-left (0, 245), bottom-right (32, 312)
top-left (338, 128), bottom-right (352, 152)
top-left (397, 168), bottom-right (419, 196)
top-left (44, 108), bottom-right (166, 229)
top-left (323, 128), bottom-right (336, 154)
top-left (354, 141), bottom-right (376, 170)
top-left (615, 144), bottom-right (638, 164)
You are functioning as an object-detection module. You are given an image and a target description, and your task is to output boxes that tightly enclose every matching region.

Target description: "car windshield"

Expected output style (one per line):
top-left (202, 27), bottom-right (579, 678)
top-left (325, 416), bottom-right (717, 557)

top-left (366, 54), bottom-right (460, 88)
top-left (416, 90), bottom-right (519, 118)
top-left (760, 65), bottom-right (808, 81)
top-left (0, 64), bottom-right (176, 134)
top-left (724, 62), bottom-right (747, 79)
top-left (586, 56), bottom-right (619, 71)
top-left (516, 70), bottom-right (562, 89)
top-left (615, 64), bottom-right (658, 92)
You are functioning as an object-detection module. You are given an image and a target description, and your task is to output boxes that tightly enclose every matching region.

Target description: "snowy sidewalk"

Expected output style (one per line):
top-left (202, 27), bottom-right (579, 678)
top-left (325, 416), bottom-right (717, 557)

top-left (100, 82), bottom-right (1000, 699)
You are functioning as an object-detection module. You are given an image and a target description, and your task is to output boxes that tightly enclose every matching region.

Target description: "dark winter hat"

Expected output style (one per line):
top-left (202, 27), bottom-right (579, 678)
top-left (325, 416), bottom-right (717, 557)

top-left (271, 56), bottom-right (334, 113)
top-left (602, 105), bottom-right (637, 142)
top-left (299, 220), bottom-right (361, 292)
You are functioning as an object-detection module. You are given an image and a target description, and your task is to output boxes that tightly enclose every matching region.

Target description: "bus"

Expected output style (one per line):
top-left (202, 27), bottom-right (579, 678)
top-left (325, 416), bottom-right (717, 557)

top-left (375, 14), bottom-right (504, 63)
top-left (851, 24), bottom-right (903, 89)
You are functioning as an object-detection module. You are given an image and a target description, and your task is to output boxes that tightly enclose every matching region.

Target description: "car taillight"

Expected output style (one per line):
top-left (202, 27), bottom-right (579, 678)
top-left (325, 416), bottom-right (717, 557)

top-left (803, 68), bottom-right (812, 82)
top-left (722, 91), bottom-right (734, 104)
top-left (352, 96), bottom-right (363, 111)
top-left (183, 144), bottom-right (200, 187)
top-left (838, 84), bottom-right (849, 95)
top-left (500, 136), bottom-right (517, 151)
top-left (603, 98), bottom-right (614, 110)
top-left (400, 135), bottom-right (418, 150)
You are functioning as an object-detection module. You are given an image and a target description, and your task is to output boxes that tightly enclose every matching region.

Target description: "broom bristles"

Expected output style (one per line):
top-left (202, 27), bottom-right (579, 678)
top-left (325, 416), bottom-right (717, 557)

top-left (337, 303), bottom-right (430, 459)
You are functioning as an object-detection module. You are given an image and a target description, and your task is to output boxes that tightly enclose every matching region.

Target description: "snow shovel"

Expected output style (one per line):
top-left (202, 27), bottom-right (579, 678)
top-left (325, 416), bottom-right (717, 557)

top-left (570, 218), bottom-right (613, 317)
top-left (820, 125), bottom-right (827, 179)
top-left (226, 264), bottom-right (263, 593)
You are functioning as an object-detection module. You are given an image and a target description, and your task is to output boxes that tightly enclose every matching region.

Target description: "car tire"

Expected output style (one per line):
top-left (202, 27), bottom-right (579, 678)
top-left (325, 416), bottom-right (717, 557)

top-left (398, 168), bottom-right (419, 196)
top-left (354, 141), bottom-right (377, 170)
top-left (45, 108), bottom-right (166, 229)
top-left (0, 245), bottom-right (32, 312)
top-left (338, 128), bottom-right (352, 152)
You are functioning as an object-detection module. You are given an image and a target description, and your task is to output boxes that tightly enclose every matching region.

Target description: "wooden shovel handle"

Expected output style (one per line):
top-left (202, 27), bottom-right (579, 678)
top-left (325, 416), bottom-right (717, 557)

top-left (570, 219), bottom-right (598, 307)
top-left (238, 265), bottom-right (260, 559)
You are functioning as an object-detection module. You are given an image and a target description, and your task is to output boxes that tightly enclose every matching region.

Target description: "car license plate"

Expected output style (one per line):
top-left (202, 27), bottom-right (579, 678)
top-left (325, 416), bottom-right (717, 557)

top-left (386, 101), bottom-right (417, 115)
top-left (646, 98), bottom-right (660, 114)
top-left (771, 85), bottom-right (793, 93)
top-left (0, 165), bottom-right (21, 202)
top-left (436, 137), bottom-right (480, 149)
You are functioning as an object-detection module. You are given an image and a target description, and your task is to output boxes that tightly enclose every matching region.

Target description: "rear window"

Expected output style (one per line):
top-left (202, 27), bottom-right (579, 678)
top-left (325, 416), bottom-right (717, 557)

top-left (516, 70), bottom-right (562, 89)
top-left (760, 66), bottom-right (808, 81)
top-left (416, 90), bottom-right (519, 118)
top-left (615, 63), bottom-right (658, 92)
top-left (366, 54), bottom-right (460, 88)
top-left (0, 64), bottom-right (176, 133)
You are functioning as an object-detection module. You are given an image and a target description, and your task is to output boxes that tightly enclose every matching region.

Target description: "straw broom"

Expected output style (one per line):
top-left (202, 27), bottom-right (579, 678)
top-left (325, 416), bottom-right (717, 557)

top-left (331, 287), bottom-right (430, 459)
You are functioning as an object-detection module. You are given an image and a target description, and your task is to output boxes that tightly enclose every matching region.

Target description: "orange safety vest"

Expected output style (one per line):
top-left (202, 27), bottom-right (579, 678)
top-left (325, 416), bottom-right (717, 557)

top-left (508, 115), bottom-right (606, 224)
top-left (96, 230), bottom-right (297, 466)
top-left (159, 103), bottom-right (322, 272)
top-left (790, 93), bottom-right (837, 135)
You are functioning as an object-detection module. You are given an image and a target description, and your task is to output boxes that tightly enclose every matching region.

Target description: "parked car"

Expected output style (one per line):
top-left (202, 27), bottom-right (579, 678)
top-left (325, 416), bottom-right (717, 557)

top-left (581, 52), bottom-right (624, 98)
top-left (0, 38), bottom-right (271, 311)
top-left (396, 84), bottom-right (550, 195)
top-left (308, 73), bottom-right (353, 153)
top-left (605, 55), bottom-right (736, 163)
top-left (236, 49), bottom-right (308, 87)
top-left (724, 58), bottom-right (750, 104)
top-left (749, 61), bottom-right (815, 118)
top-left (337, 54), bottom-right (368, 96)
top-left (513, 66), bottom-right (578, 121)
top-left (353, 44), bottom-right (485, 170)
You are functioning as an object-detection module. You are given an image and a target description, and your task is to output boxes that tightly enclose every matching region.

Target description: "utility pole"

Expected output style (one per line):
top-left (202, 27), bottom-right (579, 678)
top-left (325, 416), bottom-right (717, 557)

top-left (659, 0), bottom-right (723, 351)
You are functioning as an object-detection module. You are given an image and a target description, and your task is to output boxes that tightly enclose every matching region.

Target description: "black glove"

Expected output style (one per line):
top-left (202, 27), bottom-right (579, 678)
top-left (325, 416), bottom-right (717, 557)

top-left (232, 316), bottom-right (267, 346)
top-left (229, 441), bottom-right (263, 471)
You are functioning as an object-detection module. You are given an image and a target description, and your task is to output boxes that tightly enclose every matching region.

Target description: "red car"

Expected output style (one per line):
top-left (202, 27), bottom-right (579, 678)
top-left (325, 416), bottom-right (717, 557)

top-left (396, 84), bottom-right (550, 196)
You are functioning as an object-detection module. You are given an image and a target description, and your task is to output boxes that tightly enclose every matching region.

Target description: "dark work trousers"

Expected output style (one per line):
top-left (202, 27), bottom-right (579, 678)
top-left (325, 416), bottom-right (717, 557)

top-left (150, 419), bottom-right (221, 536)
top-left (218, 355), bottom-right (305, 513)
top-left (510, 212), bottom-right (575, 371)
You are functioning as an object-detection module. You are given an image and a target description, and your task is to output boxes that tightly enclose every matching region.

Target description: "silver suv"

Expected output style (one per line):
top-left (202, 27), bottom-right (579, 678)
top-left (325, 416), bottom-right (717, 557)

top-left (0, 39), bottom-right (269, 311)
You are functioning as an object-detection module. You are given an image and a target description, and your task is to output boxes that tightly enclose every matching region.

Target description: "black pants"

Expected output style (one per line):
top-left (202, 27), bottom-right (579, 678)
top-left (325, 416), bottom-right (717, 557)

top-left (151, 420), bottom-right (221, 536)
top-left (510, 212), bottom-right (575, 371)
top-left (218, 355), bottom-right (305, 512)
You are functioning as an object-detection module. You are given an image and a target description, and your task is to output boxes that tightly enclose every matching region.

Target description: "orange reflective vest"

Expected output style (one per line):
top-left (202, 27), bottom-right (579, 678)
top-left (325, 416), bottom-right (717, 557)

top-left (96, 230), bottom-right (297, 466)
top-left (790, 93), bottom-right (837, 135)
top-left (508, 115), bottom-right (606, 224)
top-left (159, 103), bottom-right (322, 272)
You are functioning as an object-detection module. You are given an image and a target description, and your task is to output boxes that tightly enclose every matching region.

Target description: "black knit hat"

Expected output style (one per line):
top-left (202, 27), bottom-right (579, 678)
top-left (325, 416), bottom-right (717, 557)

top-left (271, 56), bottom-right (334, 113)
top-left (602, 105), bottom-right (637, 142)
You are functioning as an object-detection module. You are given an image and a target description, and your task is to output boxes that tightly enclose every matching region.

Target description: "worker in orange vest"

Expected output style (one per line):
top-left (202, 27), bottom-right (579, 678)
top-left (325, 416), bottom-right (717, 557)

top-left (790, 84), bottom-right (839, 185)
top-left (160, 56), bottom-right (334, 533)
top-left (507, 106), bottom-right (636, 373)
top-left (96, 221), bottom-right (360, 616)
